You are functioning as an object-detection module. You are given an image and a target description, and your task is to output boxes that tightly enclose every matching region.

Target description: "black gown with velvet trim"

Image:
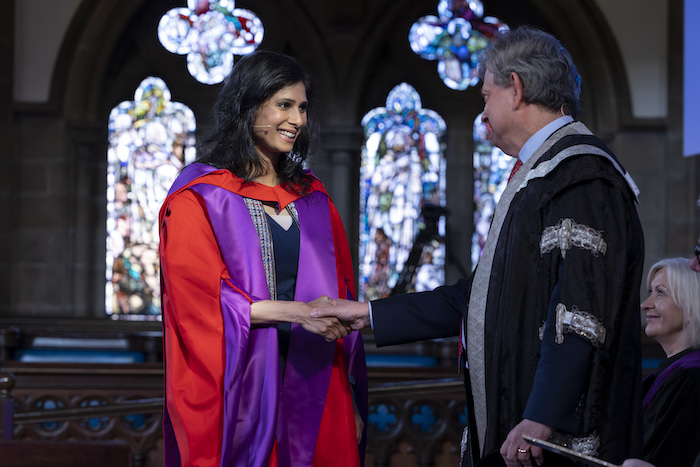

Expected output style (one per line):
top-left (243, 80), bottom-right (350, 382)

top-left (372, 123), bottom-right (645, 465)
top-left (642, 349), bottom-right (700, 467)
top-left (480, 133), bottom-right (645, 464)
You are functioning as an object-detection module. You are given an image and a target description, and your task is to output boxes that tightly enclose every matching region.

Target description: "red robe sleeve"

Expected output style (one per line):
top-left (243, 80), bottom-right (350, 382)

top-left (160, 189), bottom-right (228, 466)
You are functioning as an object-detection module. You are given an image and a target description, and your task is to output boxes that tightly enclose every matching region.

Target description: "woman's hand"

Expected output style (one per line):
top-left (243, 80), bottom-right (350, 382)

top-left (298, 296), bottom-right (352, 341)
top-left (355, 410), bottom-right (364, 444)
top-left (298, 312), bottom-right (351, 341)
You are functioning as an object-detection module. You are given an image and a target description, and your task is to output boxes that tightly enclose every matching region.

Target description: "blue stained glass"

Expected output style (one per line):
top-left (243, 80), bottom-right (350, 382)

top-left (410, 403), bottom-right (439, 433)
top-left (359, 83), bottom-right (447, 301)
top-left (106, 77), bottom-right (196, 318)
top-left (34, 398), bottom-right (66, 432)
top-left (368, 403), bottom-right (399, 433)
top-left (158, 0), bottom-right (264, 84)
top-left (80, 399), bottom-right (110, 431)
top-left (409, 0), bottom-right (508, 90)
top-left (471, 112), bottom-right (514, 269)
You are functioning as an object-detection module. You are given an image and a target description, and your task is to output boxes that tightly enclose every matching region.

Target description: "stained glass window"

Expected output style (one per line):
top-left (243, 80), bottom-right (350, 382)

top-left (158, 0), bottom-right (264, 84)
top-left (106, 77), bottom-right (196, 319)
top-left (471, 112), bottom-right (514, 269)
top-left (409, 0), bottom-right (508, 90)
top-left (359, 83), bottom-right (447, 301)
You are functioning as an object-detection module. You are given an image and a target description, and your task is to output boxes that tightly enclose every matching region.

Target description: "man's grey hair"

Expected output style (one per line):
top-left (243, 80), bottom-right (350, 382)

top-left (478, 26), bottom-right (582, 118)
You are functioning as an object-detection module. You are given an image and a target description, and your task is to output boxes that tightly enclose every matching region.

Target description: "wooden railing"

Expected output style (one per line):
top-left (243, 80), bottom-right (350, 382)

top-left (0, 319), bottom-right (473, 466)
top-left (0, 318), bottom-right (665, 466)
top-left (1, 368), bottom-right (467, 467)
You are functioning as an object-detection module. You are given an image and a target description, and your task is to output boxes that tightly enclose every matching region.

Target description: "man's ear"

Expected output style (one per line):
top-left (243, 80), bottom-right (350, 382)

top-left (510, 72), bottom-right (524, 109)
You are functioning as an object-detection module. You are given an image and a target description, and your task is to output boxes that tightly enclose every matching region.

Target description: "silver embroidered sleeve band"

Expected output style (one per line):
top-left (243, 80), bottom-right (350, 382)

top-left (540, 218), bottom-right (607, 259)
top-left (554, 304), bottom-right (606, 346)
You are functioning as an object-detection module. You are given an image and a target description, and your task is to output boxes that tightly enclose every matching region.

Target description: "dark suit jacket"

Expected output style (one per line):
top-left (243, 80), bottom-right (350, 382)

top-left (371, 278), bottom-right (469, 347)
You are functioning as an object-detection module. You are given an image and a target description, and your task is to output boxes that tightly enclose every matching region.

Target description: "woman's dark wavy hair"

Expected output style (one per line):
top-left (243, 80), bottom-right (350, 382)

top-left (195, 50), bottom-right (319, 194)
top-left (478, 26), bottom-right (583, 118)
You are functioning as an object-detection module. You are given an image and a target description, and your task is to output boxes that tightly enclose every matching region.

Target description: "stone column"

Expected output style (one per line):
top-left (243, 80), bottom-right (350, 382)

top-left (318, 125), bottom-right (364, 261)
top-left (0, 0), bottom-right (14, 316)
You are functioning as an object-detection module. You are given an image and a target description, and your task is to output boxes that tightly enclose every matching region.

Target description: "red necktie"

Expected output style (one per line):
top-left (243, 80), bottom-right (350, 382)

top-left (507, 159), bottom-right (523, 183)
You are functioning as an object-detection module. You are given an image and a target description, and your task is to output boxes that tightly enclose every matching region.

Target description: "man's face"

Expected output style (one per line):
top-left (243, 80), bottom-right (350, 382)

top-left (480, 70), bottom-right (517, 156)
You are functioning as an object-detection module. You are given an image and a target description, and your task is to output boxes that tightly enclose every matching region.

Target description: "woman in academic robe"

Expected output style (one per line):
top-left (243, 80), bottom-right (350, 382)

top-left (159, 50), bottom-right (367, 467)
top-left (639, 257), bottom-right (700, 467)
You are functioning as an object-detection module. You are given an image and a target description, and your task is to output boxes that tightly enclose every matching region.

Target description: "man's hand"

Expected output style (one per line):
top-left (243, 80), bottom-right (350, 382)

top-left (298, 315), bottom-right (350, 342)
top-left (298, 296), bottom-right (351, 341)
top-left (500, 419), bottom-right (552, 467)
top-left (310, 298), bottom-right (371, 330)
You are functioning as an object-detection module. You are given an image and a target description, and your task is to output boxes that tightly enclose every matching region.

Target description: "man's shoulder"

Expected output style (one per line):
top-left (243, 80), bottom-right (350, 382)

top-left (540, 154), bottom-right (636, 200)
top-left (530, 127), bottom-right (638, 199)
top-left (538, 130), bottom-right (613, 166)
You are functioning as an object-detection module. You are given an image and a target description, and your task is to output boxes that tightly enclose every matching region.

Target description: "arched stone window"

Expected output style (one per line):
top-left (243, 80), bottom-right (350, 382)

top-left (157, 0), bottom-right (264, 84)
top-left (409, 0), bottom-right (510, 270)
top-left (409, 0), bottom-right (507, 90)
top-left (359, 83), bottom-right (447, 301)
top-left (106, 77), bottom-right (196, 318)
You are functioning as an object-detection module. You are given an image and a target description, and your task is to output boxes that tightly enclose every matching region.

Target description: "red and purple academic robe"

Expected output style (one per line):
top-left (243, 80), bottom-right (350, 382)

top-left (159, 163), bottom-right (367, 466)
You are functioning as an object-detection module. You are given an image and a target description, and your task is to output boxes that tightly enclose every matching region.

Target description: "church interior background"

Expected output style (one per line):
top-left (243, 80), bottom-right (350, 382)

top-left (1, 0), bottom-right (698, 465)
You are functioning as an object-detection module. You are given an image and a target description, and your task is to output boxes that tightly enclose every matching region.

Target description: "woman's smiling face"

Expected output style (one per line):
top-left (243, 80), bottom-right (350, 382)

top-left (642, 268), bottom-right (687, 356)
top-left (252, 81), bottom-right (308, 163)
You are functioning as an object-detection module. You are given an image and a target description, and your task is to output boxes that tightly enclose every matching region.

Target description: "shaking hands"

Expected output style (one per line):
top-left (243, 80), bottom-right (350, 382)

top-left (310, 297), bottom-right (371, 333)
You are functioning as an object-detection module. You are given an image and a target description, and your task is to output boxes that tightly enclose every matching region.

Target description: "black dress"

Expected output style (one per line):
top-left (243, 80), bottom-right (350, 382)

top-left (267, 213), bottom-right (300, 379)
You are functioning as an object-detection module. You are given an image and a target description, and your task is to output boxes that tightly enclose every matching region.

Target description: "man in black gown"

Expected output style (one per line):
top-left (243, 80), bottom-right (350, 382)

top-left (313, 26), bottom-right (644, 467)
